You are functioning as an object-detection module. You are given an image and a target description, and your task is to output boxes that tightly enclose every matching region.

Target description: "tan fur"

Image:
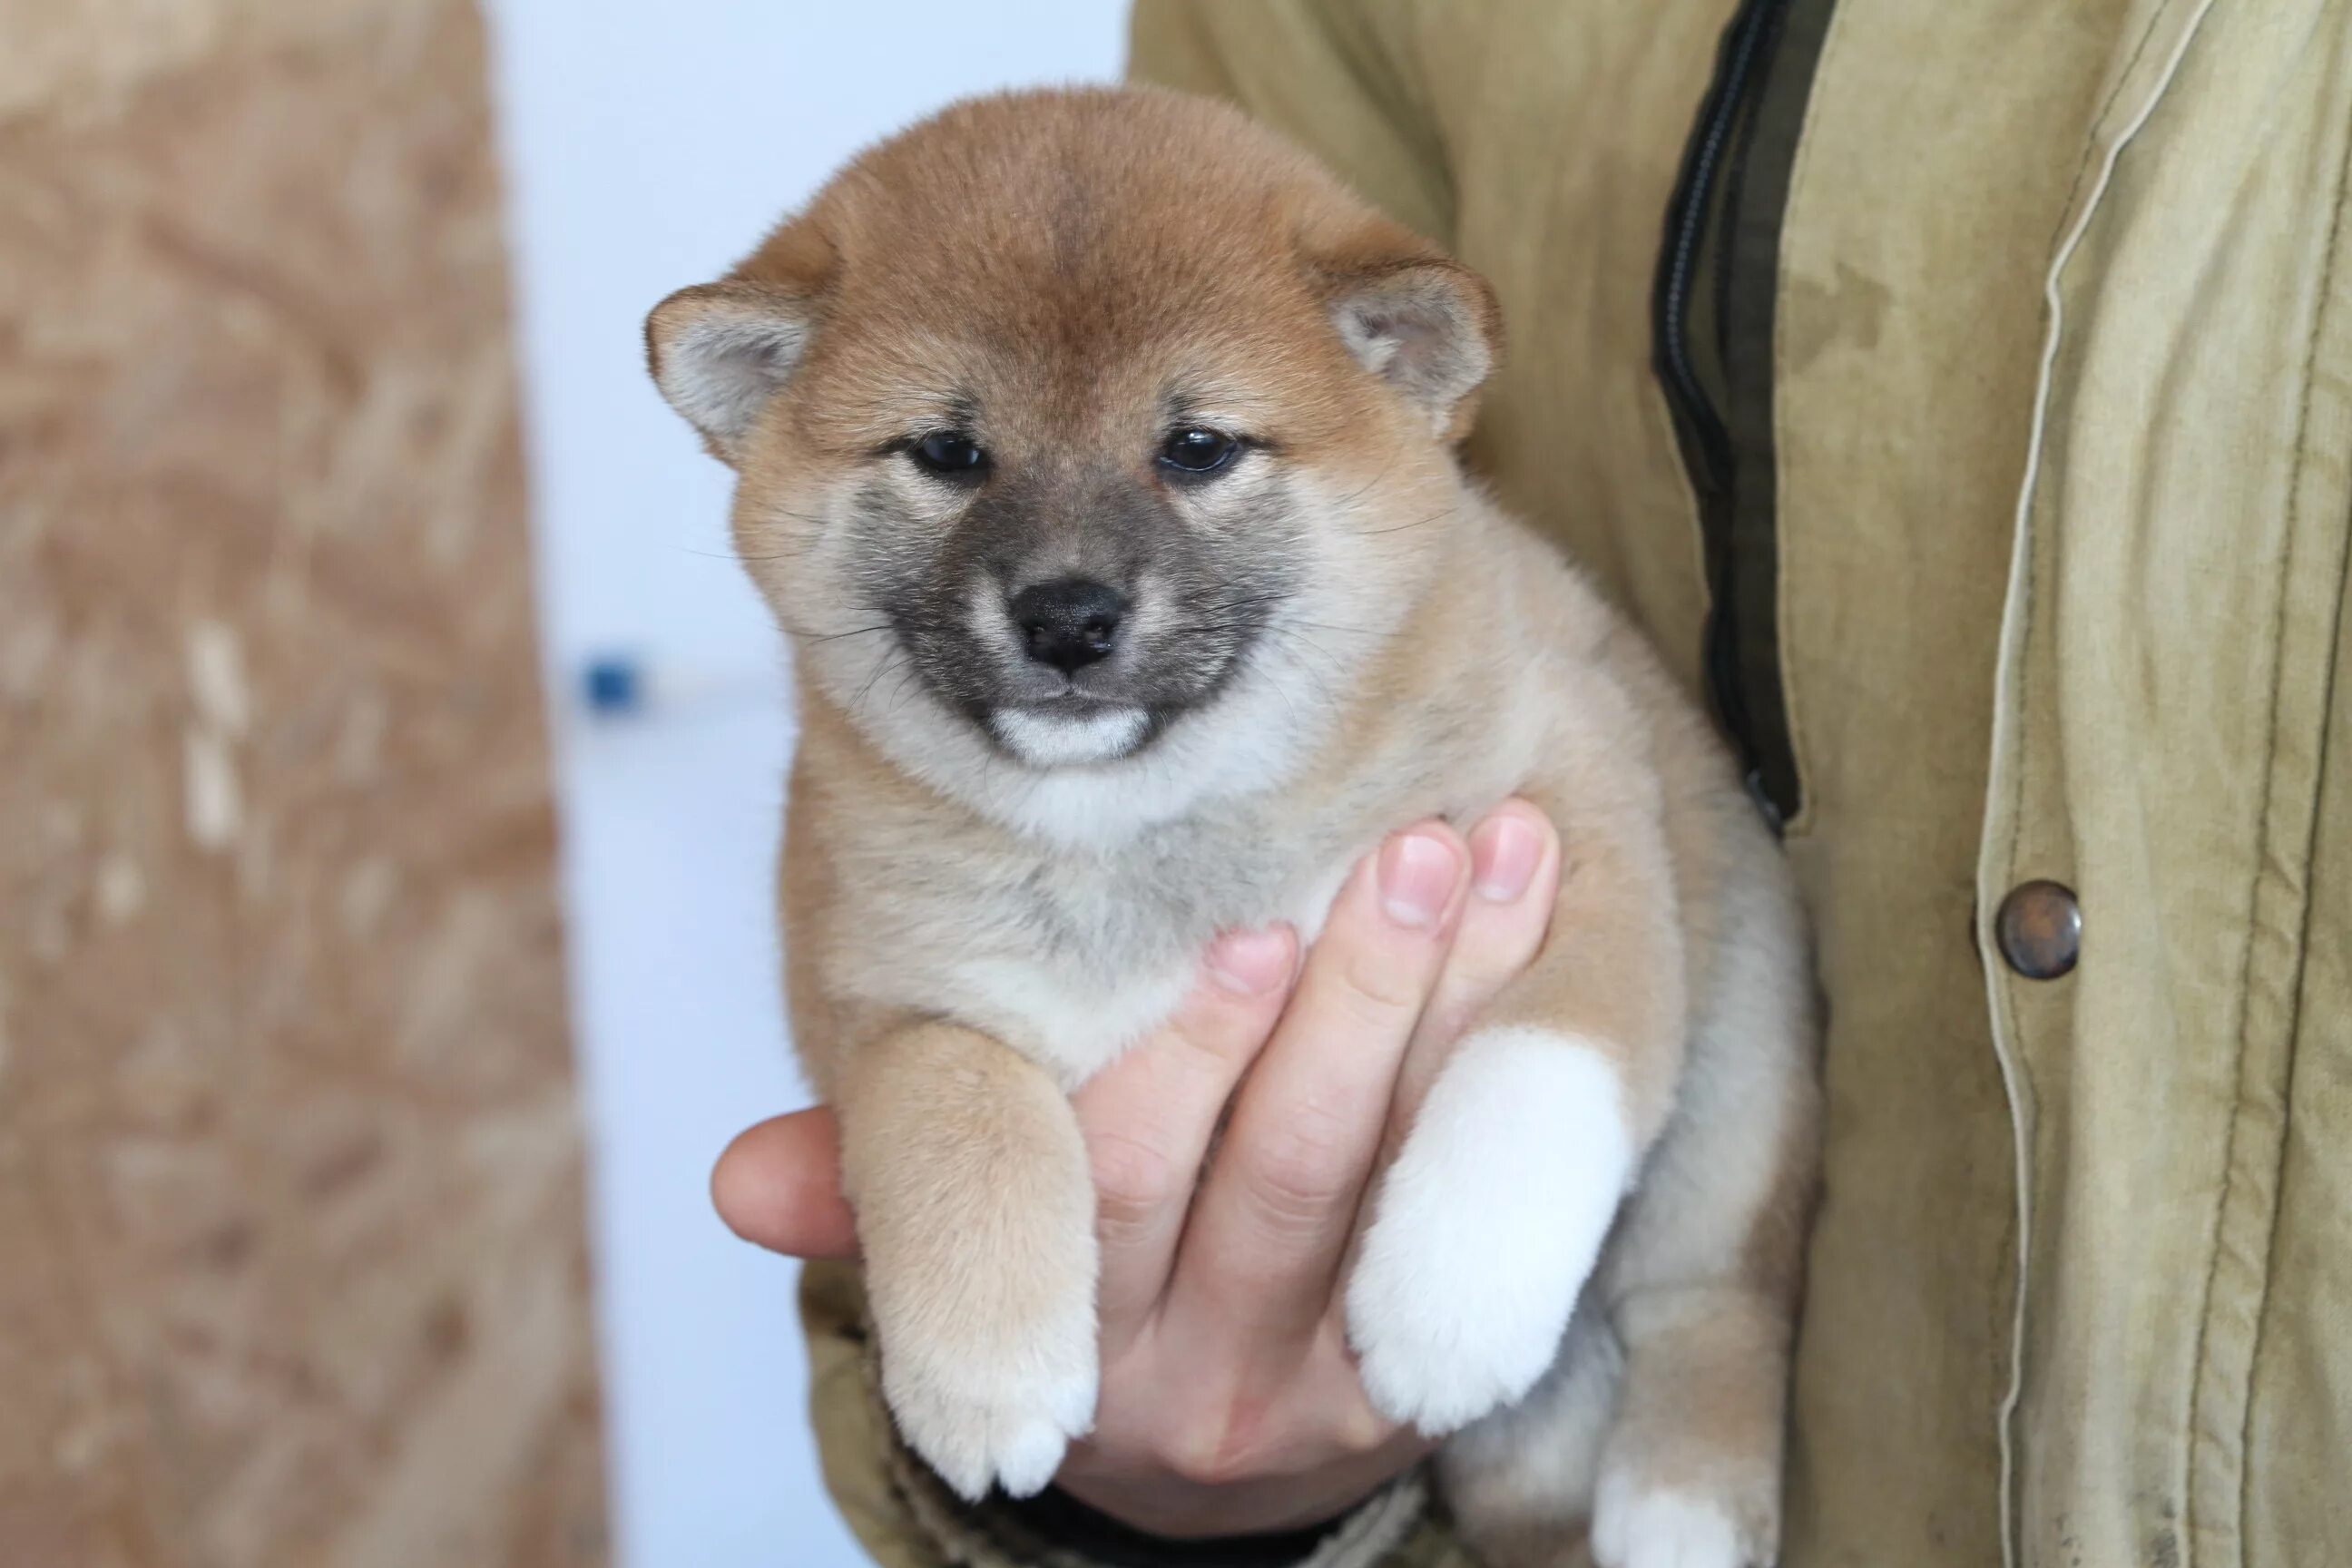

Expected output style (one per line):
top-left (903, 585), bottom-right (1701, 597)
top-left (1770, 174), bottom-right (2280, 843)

top-left (650, 85), bottom-right (1819, 1566)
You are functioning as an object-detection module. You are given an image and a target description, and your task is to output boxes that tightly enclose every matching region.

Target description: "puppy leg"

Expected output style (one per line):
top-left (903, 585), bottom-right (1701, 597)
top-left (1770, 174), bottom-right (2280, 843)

top-left (1346, 796), bottom-right (1687, 1436)
top-left (1587, 878), bottom-right (1818, 1568)
top-left (1438, 1305), bottom-right (1622, 1568)
top-left (1587, 1284), bottom-right (1789, 1568)
top-left (835, 1022), bottom-right (1099, 1500)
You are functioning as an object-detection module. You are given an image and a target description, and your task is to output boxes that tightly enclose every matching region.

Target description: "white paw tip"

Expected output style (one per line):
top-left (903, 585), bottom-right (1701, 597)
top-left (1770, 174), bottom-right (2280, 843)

top-left (992, 1417), bottom-right (1073, 1498)
top-left (887, 1363), bottom-right (1097, 1503)
top-left (1592, 1482), bottom-right (1745, 1568)
top-left (1047, 1370), bottom-right (1099, 1436)
top-left (926, 1446), bottom-right (995, 1504)
top-left (1346, 1265), bottom-right (1553, 1435)
top-left (1344, 1027), bottom-right (1632, 1435)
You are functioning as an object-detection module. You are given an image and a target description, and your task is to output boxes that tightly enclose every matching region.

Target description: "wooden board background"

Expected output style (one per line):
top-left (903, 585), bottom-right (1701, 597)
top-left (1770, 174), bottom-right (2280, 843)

top-left (0, 2), bottom-right (608, 1562)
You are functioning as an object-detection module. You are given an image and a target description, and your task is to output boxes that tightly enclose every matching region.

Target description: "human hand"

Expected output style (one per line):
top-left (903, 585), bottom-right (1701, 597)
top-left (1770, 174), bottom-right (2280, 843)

top-left (713, 800), bottom-right (1562, 1539)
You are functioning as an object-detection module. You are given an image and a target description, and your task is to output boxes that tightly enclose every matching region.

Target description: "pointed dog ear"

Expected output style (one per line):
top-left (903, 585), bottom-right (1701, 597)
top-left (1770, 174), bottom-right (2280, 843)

top-left (1312, 225), bottom-right (1501, 442)
top-left (646, 217), bottom-right (838, 465)
top-left (644, 279), bottom-right (821, 464)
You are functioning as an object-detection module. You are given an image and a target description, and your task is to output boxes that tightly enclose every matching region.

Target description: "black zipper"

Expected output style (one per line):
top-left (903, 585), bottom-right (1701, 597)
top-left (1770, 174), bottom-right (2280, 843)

top-left (1653, 0), bottom-right (1801, 832)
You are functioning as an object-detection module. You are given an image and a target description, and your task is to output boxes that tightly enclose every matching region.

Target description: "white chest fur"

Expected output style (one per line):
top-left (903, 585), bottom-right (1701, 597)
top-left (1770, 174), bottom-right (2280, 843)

top-left (822, 617), bottom-right (1549, 1085)
top-left (910, 837), bottom-right (1359, 1087)
top-left (945, 950), bottom-right (1199, 1085)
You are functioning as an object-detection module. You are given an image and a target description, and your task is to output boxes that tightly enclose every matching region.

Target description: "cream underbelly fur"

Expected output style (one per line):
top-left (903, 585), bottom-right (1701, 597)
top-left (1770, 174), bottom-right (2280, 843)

top-left (648, 84), bottom-right (1819, 1568)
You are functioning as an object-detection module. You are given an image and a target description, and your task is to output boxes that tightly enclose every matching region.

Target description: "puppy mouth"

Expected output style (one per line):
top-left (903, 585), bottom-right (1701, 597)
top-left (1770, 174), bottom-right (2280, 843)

top-left (960, 612), bottom-right (1276, 769)
top-left (879, 584), bottom-right (1279, 770)
top-left (986, 692), bottom-right (1153, 769)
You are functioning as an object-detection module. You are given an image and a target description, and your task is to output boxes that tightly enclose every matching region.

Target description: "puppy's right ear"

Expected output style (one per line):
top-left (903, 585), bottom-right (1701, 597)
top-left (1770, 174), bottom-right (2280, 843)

top-left (645, 278), bottom-right (819, 465)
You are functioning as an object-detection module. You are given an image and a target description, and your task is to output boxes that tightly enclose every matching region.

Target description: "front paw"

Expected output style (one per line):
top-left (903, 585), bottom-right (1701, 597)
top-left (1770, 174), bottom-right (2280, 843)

top-left (878, 1290), bottom-right (1100, 1501)
top-left (1345, 1026), bottom-right (1633, 1434)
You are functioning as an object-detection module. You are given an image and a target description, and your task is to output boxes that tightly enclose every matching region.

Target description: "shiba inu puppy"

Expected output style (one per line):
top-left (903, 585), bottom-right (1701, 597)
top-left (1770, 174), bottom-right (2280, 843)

top-left (648, 86), bottom-right (1818, 1568)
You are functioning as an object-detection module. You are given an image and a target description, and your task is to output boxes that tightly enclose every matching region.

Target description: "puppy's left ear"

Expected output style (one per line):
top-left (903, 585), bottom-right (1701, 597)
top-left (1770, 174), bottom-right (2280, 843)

top-left (645, 277), bottom-right (821, 465)
top-left (1318, 240), bottom-right (1502, 442)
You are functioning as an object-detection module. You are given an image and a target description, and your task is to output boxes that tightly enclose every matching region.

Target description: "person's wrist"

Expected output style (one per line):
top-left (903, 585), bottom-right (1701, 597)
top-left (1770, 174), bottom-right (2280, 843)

top-left (1053, 1420), bottom-right (1429, 1543)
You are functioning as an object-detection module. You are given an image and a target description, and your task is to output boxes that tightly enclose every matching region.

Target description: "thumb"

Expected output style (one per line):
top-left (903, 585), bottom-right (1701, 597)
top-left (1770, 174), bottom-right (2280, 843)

top-left (711, 1107), bottom-right (859, 1260)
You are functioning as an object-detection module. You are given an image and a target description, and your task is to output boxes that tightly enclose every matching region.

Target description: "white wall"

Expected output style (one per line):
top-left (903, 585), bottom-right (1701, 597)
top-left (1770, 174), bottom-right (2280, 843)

top-left (480, 7), bottom-right (1129, 1564)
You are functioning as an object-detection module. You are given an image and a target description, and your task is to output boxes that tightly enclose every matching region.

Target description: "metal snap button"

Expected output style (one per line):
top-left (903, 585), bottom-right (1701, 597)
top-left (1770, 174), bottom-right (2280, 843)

top-left (1995, 879), bottom-right (2081, 980)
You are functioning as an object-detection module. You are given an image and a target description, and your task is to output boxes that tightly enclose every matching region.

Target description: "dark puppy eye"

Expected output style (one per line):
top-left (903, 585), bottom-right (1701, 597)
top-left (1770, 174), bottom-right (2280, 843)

top-left (1158, 426), bottom-right (1240, 476)
top-left (910, 431), bottom-right (987, 477)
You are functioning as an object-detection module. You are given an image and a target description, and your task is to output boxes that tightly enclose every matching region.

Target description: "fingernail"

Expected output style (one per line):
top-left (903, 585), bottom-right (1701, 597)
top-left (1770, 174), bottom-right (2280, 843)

top-left (1377, 829), bottom-right (1459, 930)
top-left (1470, 809), bottom-right (1544, 903)
top-left (1206, 926), bottom-right (1293, 995)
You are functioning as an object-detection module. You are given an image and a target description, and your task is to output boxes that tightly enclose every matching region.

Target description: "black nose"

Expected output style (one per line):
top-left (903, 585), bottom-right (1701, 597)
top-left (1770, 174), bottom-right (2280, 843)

top-left (1010, 578), bottom-right (1125, 673)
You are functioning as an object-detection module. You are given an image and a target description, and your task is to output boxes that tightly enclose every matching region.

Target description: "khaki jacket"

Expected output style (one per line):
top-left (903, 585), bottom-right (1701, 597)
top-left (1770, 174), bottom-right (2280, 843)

top-left (801, 2), bottom-right (2352, 1563)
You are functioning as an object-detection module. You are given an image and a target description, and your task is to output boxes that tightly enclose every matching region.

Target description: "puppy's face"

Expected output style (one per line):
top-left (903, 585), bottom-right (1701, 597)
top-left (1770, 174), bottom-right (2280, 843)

top-left (648, 89), bottom-right (1496, 786)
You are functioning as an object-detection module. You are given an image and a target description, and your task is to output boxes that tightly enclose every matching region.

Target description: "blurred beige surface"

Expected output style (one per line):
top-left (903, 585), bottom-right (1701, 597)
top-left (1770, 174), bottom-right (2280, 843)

top-left (0, 1), bottom-right (607, 1563)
